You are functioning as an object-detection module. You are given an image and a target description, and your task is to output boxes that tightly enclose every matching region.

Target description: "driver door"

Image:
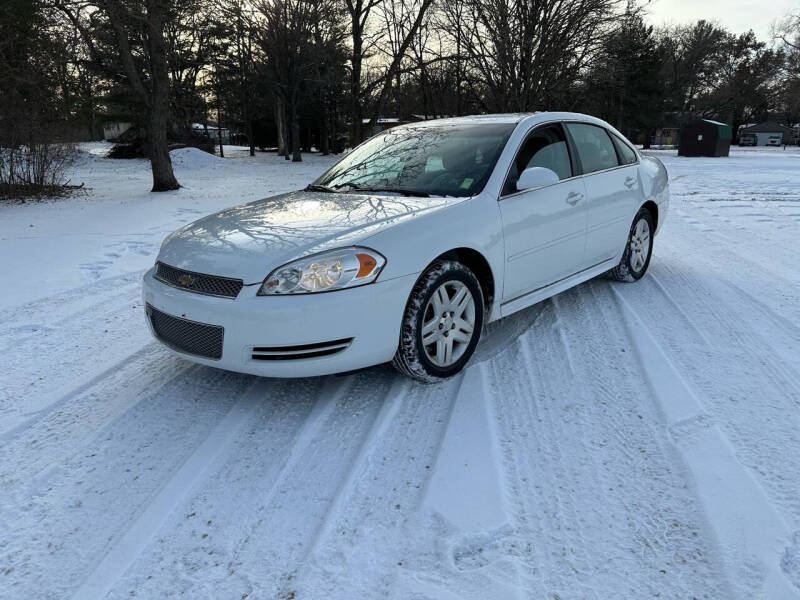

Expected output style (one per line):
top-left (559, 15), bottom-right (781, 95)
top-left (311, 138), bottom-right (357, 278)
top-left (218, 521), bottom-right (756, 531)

top-left (498, 123), bottom-right (588, 304)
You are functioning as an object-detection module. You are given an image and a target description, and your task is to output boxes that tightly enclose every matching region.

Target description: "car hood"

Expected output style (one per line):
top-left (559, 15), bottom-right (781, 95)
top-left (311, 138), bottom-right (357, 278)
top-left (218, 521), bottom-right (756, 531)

top-left (157, 190), bottom-right (463, 283)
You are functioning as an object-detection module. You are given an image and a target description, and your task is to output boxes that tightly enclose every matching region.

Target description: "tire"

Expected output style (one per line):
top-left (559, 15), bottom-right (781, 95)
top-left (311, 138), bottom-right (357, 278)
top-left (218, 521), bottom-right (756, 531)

top-left (392, 260), bottom-right (484, 383)
top-left (608, 207), bottom-right (654, 282)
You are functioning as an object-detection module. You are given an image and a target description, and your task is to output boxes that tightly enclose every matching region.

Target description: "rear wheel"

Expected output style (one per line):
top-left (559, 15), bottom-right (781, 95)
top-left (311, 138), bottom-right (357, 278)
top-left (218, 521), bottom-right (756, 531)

top-left (392, 260), bottom-right (484, 383)
top-left (608, 207), bottom-right (654, 282)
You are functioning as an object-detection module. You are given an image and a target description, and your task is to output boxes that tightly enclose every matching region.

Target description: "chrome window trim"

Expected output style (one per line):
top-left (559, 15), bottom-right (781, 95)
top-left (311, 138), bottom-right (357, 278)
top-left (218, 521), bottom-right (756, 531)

top-left (497, 119), bottom-right (639, 201)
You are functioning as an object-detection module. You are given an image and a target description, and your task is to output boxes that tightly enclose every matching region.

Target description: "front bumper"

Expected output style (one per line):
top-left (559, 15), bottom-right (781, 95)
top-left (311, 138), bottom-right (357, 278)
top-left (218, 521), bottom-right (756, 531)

top-left (142, 267), bottom-right (417, 377)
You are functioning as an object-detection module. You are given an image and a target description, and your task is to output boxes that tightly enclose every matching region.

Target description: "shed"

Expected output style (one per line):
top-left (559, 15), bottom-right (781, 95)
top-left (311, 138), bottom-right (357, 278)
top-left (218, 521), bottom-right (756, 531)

top-left (678, 119), bottom-right (732, 157)
top-left (738, 121), bottom-right (795, 146)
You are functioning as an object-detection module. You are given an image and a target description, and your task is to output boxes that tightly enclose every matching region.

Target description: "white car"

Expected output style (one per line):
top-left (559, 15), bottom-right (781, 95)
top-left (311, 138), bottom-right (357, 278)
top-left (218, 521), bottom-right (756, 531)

top-left (143, 112), bottom-right (669, 382)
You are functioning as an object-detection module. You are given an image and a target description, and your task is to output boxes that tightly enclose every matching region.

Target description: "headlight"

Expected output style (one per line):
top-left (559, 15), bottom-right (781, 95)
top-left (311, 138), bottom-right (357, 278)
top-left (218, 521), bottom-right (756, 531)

top-left (258, 247), bottom-right (386, 295)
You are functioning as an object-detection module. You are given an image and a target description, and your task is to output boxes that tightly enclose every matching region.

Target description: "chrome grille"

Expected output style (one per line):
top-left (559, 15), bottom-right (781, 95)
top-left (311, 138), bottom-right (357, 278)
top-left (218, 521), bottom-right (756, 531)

top-left (155, 262), bottom-right (243, 298)
top-left (147, 304), bottom-right (224, 359)
top-left (251, 338), bottom-right (353, 361)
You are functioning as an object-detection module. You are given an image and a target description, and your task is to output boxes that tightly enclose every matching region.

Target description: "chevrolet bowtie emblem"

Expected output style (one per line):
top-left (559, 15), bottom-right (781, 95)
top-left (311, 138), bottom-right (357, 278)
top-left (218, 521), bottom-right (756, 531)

top-left (177, 274), bottom-right (195, 287)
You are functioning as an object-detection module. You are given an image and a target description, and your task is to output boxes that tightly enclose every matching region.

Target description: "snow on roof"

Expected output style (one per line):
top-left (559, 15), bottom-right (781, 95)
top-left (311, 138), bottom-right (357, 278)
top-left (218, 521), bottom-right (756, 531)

top-left (739, 121), bottom-right (795, 134)
top-left (701, 119), bottom-right (730, 127)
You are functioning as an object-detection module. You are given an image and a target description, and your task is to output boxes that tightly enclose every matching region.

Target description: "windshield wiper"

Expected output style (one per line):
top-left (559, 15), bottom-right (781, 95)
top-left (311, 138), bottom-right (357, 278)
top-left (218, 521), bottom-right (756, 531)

top-left (305, 184), bottom-right (336, 193)
top-left (344, 185), bottom-right (430, 197)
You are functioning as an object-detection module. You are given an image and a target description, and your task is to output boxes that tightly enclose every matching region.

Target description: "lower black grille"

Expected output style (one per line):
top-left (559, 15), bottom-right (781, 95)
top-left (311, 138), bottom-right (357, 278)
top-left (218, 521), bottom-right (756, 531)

top-left (251, 338), bottom-right (352, 361)
top-left (147, 304), bottom-right (224, 359)
top-left (155, 262), bottom-right (243, 298)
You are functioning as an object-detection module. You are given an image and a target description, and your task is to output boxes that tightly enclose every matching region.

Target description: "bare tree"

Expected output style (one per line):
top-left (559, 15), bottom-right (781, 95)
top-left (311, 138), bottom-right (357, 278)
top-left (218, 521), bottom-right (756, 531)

top-left (344, 0), bottom-right (433, 145)
top-left (105, 0), bottom-right (179, 190)
top-left (442, 0), bottom-right (628, 112)
top-left (55, 0), bottom-right (180, 191)
top-left (257, 0), bottom-right (318, 161)
top-left (774, 8), bottom-right (800, 51)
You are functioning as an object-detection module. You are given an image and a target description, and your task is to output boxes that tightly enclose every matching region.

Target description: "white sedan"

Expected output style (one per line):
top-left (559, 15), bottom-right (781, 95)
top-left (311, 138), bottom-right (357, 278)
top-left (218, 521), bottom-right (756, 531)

top-left (143, 112), bottom-right (669, 382)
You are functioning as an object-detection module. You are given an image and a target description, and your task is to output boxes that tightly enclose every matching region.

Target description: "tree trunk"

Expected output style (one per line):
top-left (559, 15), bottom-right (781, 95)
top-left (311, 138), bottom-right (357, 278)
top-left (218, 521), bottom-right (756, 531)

top-left (275, 96), bottom-right (286, 156)
top-left (144, 0), bottom-right (179, 191)
top-left (321, 109), bottom-right (330, 155)
top-left (291, 104), bottom-right (302, 162)
top-left (216, 86), bottom-right (224, 158)
top-left (642, 127), bottom-right (652, 150)
top-left (350, 19), bottom-right (363, 146)
top-left (147, 104), bottom-right (179, 191)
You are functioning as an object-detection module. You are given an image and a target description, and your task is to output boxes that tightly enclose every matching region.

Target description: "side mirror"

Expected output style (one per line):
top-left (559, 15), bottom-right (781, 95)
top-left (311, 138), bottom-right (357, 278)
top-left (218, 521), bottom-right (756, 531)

top-left (516, 167), bottom-right (560, 191)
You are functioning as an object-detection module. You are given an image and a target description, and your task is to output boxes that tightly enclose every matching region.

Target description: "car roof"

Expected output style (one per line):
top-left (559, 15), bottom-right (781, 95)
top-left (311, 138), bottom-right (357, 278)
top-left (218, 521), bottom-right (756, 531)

top-left (401, 112), bottom-right (610, 129)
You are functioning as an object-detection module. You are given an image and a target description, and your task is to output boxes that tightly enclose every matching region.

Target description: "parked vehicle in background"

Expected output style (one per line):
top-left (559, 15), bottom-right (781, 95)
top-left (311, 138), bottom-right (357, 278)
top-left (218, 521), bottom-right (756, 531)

top-left (143, 112), bottom-right (669, 382)
top-left (739, 133), bottom-right (757, 146)
top-left (766, 135), bottom-right (782, 147)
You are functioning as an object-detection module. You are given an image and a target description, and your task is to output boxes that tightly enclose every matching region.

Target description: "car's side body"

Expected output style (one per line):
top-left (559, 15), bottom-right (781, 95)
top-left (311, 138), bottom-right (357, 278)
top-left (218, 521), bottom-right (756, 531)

top-left (142, 112), bottom-right (668, 378)
top-left (352, 112), bottom-right (668, 322)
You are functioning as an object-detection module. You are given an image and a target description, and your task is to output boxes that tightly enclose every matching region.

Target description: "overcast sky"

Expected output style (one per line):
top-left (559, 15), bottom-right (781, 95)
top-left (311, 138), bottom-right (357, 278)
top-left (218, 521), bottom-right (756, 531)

top-left (644, 0), bottom-right (796, 41)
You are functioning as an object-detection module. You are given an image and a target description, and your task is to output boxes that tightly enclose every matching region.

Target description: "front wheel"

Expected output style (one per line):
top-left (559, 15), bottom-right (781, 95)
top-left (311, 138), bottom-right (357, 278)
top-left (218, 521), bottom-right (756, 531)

top-left (392, 260), bottom-right (484, 383)
top-left (608, 207), bottom-right (654, 282)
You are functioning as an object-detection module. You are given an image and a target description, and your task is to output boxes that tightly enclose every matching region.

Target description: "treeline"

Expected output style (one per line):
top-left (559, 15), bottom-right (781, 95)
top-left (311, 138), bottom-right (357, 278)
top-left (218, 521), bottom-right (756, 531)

top-left (1, 0), bottom-right (799, 193)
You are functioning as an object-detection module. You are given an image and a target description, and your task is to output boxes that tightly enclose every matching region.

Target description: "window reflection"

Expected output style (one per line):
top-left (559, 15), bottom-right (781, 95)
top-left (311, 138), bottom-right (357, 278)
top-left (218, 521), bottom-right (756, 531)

top-left (315, 123), bottom-right (516, 198)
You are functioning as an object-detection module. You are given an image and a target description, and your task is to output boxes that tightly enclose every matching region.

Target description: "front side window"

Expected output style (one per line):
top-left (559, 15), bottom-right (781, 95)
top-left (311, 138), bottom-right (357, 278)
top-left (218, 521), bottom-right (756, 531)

top-left (611, 134), bottom-right (637, 165)
top-left (565, 122), bottom-right (619, 174)
top-left (502, 124), bottom-right (573, 195)
top-left (314, 123), bottom-right (516, 197)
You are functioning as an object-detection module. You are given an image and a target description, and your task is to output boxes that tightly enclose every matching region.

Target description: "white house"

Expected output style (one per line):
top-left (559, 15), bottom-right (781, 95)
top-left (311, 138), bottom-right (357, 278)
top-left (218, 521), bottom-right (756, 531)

top-left (738, 122), bottom-right (796, 146)
top-left (102, 122), bottom-right (133, 141)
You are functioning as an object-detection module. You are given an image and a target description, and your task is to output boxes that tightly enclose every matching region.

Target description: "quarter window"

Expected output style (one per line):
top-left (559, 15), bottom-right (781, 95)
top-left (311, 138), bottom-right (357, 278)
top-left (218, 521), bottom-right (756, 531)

top-left (502, 124), bottom-right (572, 195)
top-left (565, 123), bottom-right (619, 174)
top-left (611, 134), bottom-right (637, 165)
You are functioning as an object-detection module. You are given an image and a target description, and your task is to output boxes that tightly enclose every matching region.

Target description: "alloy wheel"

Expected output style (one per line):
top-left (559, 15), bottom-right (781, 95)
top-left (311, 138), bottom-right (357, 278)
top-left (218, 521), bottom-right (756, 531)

top-left (630, 218), bottom-right (651, 272)
top-left (421, 280), bottom-right (476, 367)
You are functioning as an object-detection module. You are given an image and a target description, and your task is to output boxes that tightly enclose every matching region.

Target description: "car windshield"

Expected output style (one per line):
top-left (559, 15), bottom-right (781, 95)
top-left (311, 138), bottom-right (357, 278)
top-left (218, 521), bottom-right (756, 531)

top-left (313, 122), bottom-right (516, 197)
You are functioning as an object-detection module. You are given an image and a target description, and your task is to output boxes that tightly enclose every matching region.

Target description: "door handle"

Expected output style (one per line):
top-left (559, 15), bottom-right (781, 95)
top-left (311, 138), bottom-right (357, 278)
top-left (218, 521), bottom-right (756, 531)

top-left (624, 176), bottom-right (636, 188)
top-left (566, 192), bottom-right (583, 206)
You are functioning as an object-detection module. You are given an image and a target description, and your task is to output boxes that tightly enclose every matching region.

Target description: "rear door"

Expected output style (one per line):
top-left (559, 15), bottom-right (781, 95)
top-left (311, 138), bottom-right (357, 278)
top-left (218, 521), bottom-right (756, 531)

top-left (564, 122), bottom-right (641, 265)
top-left (498, 122), bottom-right (588, 302)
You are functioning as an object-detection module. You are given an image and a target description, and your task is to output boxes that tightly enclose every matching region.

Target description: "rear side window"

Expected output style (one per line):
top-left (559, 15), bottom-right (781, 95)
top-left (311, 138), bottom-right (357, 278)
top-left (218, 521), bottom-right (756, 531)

top-left (565, 123), bottom-right (619, 174)
top-left (502, 124), bottom-right (572, 195)
top-left (611, 134), bottom-right (637, 165)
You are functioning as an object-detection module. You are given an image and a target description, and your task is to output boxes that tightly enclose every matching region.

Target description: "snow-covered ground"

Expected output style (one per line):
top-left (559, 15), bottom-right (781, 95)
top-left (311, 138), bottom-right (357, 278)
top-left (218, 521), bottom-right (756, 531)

top-left (1, 144), bottom-right (799, 599)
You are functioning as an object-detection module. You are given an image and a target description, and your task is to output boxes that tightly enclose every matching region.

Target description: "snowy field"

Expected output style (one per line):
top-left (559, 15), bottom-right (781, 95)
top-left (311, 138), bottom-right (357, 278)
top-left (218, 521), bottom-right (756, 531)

top-left (1, 143), bottom-right (800, 599)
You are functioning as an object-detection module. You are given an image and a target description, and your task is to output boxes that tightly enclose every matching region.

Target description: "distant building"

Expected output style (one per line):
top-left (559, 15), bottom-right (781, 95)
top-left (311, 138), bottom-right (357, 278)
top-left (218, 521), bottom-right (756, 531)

top-left (360, 117), bottom-right (405, 137)
top-left (678, 119), bottom-right (732, 157)
top-left (738, 122), bottom-right (796, 146)
top-left (192, 123), bottom-right (230, 144)
top-left (103, 122), bottom-right (133, 141)
top-left (650, 126), bottom-right (680, 147)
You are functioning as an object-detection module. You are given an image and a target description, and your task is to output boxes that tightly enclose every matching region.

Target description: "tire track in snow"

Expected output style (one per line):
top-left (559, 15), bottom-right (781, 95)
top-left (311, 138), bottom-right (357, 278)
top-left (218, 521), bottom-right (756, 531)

top-left (637, 256), bottom-right (800, 402)
top-left (70, 377), bottom-right (273, 600)
top-left (0, 344), bottom-right (157, 443)
top-left (104, 371), bottom-right (395, 600)
top-left (101, 374), bottom-right (337, 600)
top-left (614, 252), bottom-right (800, 565)
top-left (610, 284), bottom-right (798, 599)
top-left (0, 365), bottom-right (255, 599)
top-left (290, 372), bottom-right (480, 599)
top-left (645, 271), bottom-right (714, 347)
top-left (669, 205), bottom-right (800, 286)
top-left (0, 270), bottom-right (144, 331)
top-left (0, 351), bottom-right (192, 496)
top-left (482, 281), bottom-right (730, 600)
top-left (0, 272), bottom-right (151, 435)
